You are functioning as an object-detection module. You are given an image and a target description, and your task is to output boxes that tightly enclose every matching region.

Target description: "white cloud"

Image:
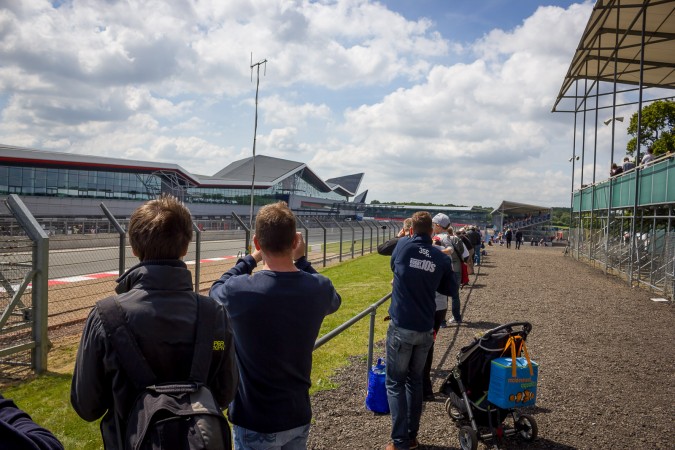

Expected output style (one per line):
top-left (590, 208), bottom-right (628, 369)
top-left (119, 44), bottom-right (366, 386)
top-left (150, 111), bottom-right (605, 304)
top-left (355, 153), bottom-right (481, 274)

top-left (0, 1), bottom-right (600, 207)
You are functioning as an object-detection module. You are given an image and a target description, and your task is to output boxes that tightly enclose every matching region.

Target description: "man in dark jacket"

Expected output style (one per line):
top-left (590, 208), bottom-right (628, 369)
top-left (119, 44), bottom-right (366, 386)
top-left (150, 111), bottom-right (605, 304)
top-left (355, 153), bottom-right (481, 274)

top-left (71, 195), bottom-right (237, 448)
top-left (385, 211), bottom-right (456, 450)
top-left (0, 394), bottom-right (63, 450)
top-left (377, 218), bottom-right (412, 256)
top-left (466, 226), bottom-right (483, 265)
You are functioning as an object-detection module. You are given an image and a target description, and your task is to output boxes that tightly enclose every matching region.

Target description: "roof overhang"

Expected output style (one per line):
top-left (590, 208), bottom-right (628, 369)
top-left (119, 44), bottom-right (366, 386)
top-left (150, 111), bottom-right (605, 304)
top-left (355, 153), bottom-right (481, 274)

top-left (553, 0), bottom-right (675, 112)
top-left (492, 200), bottom-right (551, 216)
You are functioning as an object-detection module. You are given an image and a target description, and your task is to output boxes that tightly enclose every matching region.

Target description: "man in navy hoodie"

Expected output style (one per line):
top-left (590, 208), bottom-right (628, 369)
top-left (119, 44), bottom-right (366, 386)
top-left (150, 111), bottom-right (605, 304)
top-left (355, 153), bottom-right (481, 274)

top-left (385, 211), bottom-right (457, 450)
top-left (210, 201), bottom-right (341, 449)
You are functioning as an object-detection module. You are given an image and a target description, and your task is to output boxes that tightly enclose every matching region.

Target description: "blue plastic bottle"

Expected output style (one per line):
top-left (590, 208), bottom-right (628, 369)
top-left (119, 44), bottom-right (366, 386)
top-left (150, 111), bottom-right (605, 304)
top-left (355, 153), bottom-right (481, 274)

top-left (365, 358), bottom-right (390, 414)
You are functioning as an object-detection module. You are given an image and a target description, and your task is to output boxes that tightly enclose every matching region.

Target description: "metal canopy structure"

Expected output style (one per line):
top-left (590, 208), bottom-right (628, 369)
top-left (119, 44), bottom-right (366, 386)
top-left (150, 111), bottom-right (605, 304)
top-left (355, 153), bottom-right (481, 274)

top-left (553, 0), bottom-right (675, 112)
top-left (553, 0), bottom-right (675, 299)
top-left (491, 200), bottom-right (550, 216)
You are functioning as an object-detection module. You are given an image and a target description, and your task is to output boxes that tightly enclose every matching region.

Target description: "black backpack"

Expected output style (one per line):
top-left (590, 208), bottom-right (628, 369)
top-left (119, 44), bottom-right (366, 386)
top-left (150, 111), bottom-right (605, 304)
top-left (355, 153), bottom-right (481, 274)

top-left (97, 295), bottom-right (231, 450)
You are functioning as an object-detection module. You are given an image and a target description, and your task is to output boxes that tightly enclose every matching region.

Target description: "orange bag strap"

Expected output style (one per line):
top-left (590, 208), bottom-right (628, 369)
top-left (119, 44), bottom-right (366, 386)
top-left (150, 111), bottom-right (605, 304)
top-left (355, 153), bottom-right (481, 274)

top-left (501, 335), bottom-right (534, 377)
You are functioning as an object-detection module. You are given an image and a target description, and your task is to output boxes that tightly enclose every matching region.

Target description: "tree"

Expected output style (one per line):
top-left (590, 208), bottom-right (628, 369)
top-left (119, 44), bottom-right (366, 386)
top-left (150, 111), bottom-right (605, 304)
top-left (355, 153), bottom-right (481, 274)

top-left (626, 100), bottom-right (675, 157)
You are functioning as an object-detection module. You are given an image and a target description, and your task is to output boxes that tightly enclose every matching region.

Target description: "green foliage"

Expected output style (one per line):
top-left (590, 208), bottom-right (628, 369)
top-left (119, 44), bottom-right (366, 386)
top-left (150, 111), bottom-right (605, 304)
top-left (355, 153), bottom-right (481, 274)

top-left (550, 207), bottom-right (571, 227)
top-left (626, 100), bottom-right (675, 157)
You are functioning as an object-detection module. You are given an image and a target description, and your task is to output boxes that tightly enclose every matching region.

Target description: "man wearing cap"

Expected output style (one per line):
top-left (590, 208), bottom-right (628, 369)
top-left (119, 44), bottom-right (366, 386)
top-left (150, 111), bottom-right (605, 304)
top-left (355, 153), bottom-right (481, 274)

top-left (431, 213), bottom-right (465, 325)
top-left (385, 211), bottom-right (456, 450)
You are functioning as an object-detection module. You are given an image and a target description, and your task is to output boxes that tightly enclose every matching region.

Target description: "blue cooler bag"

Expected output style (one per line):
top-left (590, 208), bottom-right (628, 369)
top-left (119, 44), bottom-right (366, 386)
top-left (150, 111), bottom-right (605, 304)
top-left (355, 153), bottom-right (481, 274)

top-left (365, 358), bottom-right (389, 414)
top-left (488, 356), bottom-right (538, 409)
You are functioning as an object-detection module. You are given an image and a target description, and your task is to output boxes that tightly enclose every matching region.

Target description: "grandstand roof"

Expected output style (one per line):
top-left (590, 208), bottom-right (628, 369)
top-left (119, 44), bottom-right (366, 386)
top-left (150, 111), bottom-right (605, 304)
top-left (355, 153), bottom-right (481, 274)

top-left (353, 190), bottom-right (368, 204)
top-left (325, 173), bottom-right (364, 196)
top-left (553, 0), bottom-right (675, 112)
top-left (0, 144), bottom-right (356, 197)
top-left (492, 200), bottom-right (551, 216)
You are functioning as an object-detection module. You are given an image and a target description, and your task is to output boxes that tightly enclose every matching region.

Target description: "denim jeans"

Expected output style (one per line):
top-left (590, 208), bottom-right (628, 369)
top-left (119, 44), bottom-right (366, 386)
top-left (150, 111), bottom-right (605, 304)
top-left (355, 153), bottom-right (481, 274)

top-left (474, 244), bottom-right (481, 265)
top-left (385, 323), bottom-right (434, 449)
top-left (233, 424), bottom-right (310, 450)
top-left (450, 271), bottom-right (461, 321)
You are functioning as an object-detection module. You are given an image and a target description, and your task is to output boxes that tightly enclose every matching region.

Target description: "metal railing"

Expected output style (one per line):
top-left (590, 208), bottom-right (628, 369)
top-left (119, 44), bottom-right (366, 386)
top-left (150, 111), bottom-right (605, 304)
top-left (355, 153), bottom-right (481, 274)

top-left (314, 293), bottom-right (391, 384)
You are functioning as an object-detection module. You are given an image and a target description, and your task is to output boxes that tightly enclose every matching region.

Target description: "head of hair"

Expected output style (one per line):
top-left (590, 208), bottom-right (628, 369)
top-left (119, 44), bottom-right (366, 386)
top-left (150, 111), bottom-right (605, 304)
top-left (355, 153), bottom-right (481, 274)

top-left (447, 226), bottom-right (455, 235)
top-left (402, 218), bottom-right (413, 231)
top-left (411, 211), bottom-right (433, 235)
top-left (128, 195), bottom-right (193, 261)
top-left (255, 201), bottom-right (297, 255)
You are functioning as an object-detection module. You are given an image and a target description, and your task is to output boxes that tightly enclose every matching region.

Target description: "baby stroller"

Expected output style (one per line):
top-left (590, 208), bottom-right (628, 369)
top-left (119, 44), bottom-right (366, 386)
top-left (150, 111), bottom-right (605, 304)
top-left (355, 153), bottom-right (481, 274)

top-left (440, 322), bottom-right (538, 450)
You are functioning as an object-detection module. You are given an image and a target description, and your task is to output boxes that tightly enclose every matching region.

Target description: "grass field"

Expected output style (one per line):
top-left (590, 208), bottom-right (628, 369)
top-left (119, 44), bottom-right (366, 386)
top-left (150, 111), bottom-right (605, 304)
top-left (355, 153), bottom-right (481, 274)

top-left (4, 253), bottom-right (393, 449)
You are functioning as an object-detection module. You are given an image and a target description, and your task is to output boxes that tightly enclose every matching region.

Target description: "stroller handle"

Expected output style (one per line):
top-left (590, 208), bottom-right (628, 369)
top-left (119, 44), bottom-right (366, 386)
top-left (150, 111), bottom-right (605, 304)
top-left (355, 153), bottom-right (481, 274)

top-left (482, 321), bottom-right (532, 339)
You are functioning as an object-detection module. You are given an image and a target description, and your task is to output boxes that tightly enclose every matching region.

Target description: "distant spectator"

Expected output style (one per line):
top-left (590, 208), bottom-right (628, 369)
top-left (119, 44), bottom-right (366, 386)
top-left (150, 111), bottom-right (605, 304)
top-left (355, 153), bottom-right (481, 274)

top-left (641, 147), bottom-right (655, 165)
top-left (610, 163), bottom-right (624, 177)
top-left (505, 228), bottom-right (513, 249)
top-left (622, 156), bottom-right (635, 171)
top-left (515, 229), bottom-right (523, 250)
top-left (377, 218), bottom-right (412, 256)
top-left (0, 394), bottom-right (64, 450)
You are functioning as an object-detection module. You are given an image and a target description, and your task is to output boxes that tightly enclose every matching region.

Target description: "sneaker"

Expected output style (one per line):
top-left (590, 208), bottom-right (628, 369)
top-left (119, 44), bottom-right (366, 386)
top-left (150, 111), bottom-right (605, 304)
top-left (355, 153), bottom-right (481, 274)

top-left (439, 320), bottom-right (447, 328)
top-left (409, 438), bottom-right (419, 449)
top-left (448, 318), bottom-right (462, 325)
top-left (385, 443), bottom-right (403, 450)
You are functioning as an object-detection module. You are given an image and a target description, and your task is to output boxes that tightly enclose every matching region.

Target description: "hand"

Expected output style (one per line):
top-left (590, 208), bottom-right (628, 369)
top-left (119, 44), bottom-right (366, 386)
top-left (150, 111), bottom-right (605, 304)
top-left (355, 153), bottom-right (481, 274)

top-left (292, 232), bottom-right (306, 261)
top-left (251, 248), bottom-right (263, 263)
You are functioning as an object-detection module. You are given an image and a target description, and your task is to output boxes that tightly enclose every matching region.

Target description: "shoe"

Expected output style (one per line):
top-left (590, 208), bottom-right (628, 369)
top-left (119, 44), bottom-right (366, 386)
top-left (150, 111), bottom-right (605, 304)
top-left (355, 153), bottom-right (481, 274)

top-left (385, 443), bottom-right (403, 450)
top-left (439, 320), bottom-right (447, 328)
top-left (410, 438), bottom-right (419, 449)
top-left (423, 393), bottom-right (435, 402)
top-left (448, 318), bottom-right (462, 325)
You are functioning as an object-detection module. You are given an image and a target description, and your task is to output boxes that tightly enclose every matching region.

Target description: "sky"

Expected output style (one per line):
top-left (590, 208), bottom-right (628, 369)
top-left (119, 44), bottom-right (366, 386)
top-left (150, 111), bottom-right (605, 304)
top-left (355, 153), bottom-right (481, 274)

top-left (0, 0), bottom-right (638, 208)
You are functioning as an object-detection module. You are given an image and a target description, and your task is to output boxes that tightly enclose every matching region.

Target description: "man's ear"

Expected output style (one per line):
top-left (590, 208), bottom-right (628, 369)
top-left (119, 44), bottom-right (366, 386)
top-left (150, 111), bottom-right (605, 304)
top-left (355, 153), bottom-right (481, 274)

top-left (291, 232), bottom-right (301, 249)
top-left (253, 234), bottom-right (262, 251)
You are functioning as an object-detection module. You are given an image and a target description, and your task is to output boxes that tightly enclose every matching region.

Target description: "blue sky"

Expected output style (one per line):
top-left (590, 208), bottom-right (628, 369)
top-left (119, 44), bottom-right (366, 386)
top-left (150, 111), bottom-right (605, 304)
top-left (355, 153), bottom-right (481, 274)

top-left (1, 0), bottom-right (628, 208)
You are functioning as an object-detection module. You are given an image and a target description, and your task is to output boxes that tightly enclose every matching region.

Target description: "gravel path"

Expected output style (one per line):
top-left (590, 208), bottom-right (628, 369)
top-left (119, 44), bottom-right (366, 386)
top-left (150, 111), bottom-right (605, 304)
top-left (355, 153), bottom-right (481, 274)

top-left (307, 244), bottom-right (675, 449)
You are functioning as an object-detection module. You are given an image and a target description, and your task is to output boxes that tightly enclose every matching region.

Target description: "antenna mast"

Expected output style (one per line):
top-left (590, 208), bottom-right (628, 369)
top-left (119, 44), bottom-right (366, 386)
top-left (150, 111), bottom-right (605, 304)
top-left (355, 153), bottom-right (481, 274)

top-left (249, 53), bottom-right (267, 236)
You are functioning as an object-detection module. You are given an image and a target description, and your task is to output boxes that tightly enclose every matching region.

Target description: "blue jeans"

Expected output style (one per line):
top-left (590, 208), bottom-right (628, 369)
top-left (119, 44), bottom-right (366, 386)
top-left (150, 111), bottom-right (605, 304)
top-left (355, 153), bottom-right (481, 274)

top-left (451, 271), bottom-right (461, 321)
top-left (474, 244), bottom-right (481, 265)
top-left (233, 424), bottom-right (310, 450)
top-left (385, 323), bottom-right (434, 449)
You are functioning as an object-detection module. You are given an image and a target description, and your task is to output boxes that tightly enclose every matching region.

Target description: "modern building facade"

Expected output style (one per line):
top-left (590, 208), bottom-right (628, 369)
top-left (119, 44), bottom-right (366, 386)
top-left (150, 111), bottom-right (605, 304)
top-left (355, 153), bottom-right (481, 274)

top-left (0, 144), bottom-right (365, 219)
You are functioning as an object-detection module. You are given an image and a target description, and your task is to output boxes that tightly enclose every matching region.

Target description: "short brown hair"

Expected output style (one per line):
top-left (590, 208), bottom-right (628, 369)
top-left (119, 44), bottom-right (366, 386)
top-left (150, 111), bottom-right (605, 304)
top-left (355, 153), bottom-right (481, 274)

top-left (402, 218), bottom-right (413, 232)
top-left (128, 195), bottom-right (193, 261)
top-left (411, 211), bottom-right (433, 235)
top-left (255, 201), bottom-right (296, 255)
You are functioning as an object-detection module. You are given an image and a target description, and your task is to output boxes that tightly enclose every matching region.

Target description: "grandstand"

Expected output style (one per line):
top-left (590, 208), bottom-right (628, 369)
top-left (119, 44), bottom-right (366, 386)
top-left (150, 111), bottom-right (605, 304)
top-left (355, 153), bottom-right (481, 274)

top-left (492, 200), bottom-right (555, 243)
top-left (552, 0), bottom-right (675, 298)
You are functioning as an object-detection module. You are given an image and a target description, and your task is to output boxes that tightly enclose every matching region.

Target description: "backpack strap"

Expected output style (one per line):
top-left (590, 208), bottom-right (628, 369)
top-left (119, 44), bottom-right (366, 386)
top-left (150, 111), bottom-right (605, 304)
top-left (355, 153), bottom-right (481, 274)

top-left (96, 296), bottom-right (157, 389)
top-left (188, 295), bottom-right (217, 383)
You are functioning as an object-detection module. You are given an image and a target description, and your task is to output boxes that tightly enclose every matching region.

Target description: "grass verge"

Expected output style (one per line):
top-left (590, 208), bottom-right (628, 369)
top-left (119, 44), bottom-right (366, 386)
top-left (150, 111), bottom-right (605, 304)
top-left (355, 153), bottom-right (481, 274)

top-left (3, 252), bottom-right (393, 448)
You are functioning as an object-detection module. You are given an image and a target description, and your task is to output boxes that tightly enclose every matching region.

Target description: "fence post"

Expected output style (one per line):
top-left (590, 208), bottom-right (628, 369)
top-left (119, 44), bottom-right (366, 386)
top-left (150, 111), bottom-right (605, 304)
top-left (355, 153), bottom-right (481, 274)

top-left (100, 203), bottom-right (126, 276)
top-left (192, 223), bottom-right (201, 293)
top-left (315, 218), bottom-right (328, 267)
top-left (365, 221), bottom-right (374, 253)
top-left (6, 194), bottom-right (49, 374)
top-left (232, 212), bottom-right (251, 255)
top-left (345, 220), bottom-right (356, 259)
top-left (375, 221), bottom-right (380, 246)
top-left (296, 217), bottom-right (309, 257)
top-left (332, 219), bottom-right (343, 262)
top-left (356, 221), bottom-right (365, 256)
top-left (366, 308), bottom-right (377, 385)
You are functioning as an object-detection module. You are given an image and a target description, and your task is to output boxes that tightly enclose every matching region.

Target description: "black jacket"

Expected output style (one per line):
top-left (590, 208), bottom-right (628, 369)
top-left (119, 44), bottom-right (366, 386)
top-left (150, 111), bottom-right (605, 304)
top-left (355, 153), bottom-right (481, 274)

top-left (71, 260), bottom-right (237, 449)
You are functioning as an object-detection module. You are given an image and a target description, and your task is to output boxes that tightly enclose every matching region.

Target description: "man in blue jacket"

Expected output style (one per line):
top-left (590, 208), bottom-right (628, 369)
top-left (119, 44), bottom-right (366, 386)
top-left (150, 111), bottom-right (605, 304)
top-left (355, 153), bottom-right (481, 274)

top-left (210, 201), bottom-right (341, 449)
top-left (385, 211), bottom-right (457, 450)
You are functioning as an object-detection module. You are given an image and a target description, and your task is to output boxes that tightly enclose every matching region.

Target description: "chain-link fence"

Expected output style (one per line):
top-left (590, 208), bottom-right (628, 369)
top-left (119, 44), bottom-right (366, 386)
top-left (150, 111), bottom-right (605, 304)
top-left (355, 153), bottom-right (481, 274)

top-left (0, 197), bottom-right (401, 378)
top-left (568, 207), bottom-right (675, 300)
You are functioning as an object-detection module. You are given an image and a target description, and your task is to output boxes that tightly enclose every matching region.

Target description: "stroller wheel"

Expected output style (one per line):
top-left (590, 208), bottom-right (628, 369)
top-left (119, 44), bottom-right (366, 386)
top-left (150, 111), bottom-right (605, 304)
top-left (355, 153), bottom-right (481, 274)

top-left (516, 414), bottom-right (538, 441)
top-left (458, 425), bottom-right (478, 450)
top-left (445, 398), bottom-right (464, 421)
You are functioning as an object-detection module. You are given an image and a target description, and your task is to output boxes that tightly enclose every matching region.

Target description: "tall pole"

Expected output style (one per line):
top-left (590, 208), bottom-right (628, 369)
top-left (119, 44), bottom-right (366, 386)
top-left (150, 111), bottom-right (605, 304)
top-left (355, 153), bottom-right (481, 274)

top-left (249, 54), bottom-right (267, 231)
